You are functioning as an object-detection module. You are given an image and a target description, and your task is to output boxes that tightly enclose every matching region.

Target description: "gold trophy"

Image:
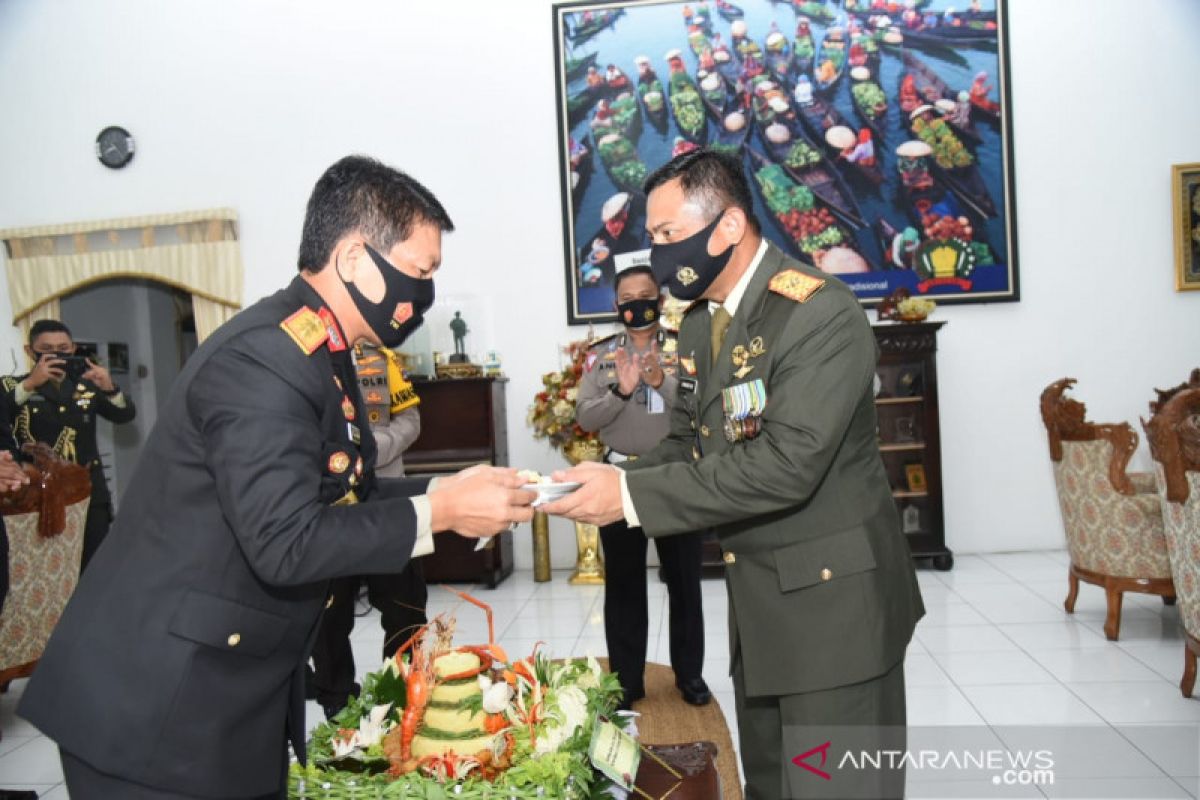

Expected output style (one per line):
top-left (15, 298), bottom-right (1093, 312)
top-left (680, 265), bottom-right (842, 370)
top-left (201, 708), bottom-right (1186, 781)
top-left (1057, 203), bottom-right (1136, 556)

top-left (563, 439), bottom-right (605, 585)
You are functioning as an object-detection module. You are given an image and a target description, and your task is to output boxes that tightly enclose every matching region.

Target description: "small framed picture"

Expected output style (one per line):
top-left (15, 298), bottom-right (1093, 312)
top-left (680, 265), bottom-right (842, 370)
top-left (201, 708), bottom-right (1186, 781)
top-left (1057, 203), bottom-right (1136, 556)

top-left (902, 504), bottom-right (922, 535)
top-left (1172, 163), bottom-right (1200, 291)
top-left (905, 463), bottom-right (928, 494)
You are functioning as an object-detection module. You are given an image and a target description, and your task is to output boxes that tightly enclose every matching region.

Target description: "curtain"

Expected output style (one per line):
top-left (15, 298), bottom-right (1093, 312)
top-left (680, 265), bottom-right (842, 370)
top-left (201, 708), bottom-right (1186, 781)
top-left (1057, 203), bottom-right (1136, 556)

top-left (2, 209), bottom-right (244, 344)
top-left (192, 296), bottom-right (239, 342)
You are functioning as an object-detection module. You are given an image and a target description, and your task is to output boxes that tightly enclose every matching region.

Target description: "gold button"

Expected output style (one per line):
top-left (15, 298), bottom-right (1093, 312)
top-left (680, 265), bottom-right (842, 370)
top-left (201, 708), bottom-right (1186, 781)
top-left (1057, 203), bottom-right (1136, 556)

top-left (692, 446), bottom-right (701, 460)
top-left (700, 424), bottom-right (711, 437)
top-left (227, 633), bottom-right (242, 647)
top-left (820, 568), bottom-right (833, 581)
top-left (723, 551), bottom-right (736, 565)
top-left (690, 419), bottom-right (697, 430)
top-left (59, 406), bottom-right (66, 412)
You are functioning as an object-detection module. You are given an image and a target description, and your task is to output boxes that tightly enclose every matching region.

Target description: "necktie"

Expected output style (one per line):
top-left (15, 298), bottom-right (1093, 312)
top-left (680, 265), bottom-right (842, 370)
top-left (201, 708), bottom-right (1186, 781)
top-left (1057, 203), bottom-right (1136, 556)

top-left (710, 306), bottom-right (732, 367)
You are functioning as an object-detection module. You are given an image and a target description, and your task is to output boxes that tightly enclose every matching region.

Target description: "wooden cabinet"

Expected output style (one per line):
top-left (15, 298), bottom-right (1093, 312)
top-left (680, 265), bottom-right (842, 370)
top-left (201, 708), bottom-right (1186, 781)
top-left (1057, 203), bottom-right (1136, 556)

top-left (872, 322), bottom-right (953, 570)
top-left (405, 377), bottom-right (514, 587)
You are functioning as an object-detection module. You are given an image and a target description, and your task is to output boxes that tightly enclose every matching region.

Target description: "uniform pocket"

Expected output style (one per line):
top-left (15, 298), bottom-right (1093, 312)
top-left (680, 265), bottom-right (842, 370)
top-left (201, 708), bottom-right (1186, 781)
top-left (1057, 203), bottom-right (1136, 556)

top-left (773, 526), bottom-right (878, 593)
top-left (167, 589), bottom-right (289, 658)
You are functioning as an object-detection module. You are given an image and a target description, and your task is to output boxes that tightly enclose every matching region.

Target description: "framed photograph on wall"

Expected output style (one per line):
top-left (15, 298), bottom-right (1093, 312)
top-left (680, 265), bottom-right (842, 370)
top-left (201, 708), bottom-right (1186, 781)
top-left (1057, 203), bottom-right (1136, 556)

top-left (553, 0), bottom-right (1020, 324)
top-left (1172, 162), bottom-right (1200, 291)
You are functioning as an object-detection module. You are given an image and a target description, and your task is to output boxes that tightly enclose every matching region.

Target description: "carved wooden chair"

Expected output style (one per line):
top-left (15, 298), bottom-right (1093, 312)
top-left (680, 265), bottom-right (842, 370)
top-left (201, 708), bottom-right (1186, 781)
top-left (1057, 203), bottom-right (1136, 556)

top-left (0, 443), bottom-right (92, 690)
top-left (1144, 385), bottom-right (1200, 697)
top-left (1040, 378), bottom-right (1174, 640)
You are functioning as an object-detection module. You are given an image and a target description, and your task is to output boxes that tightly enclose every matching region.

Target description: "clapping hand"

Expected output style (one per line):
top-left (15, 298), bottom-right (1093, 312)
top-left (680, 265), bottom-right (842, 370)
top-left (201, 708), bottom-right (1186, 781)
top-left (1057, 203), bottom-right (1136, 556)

top-left (639, 343), bottom-right (664, 389)
top-left (613, 349), bottom-right (641, 396)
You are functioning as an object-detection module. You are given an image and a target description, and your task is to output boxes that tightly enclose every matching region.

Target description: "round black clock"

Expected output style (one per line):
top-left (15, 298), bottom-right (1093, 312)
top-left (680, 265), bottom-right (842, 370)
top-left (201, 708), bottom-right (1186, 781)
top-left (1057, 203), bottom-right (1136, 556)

top-left (95, 126), bottom-right (135, 169)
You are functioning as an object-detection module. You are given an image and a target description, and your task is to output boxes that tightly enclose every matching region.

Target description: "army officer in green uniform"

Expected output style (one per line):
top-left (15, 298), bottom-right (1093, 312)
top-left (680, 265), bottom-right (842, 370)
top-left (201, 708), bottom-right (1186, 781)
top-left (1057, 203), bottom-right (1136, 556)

top-left (545, 149), bottom-right (924, 799)
top-left (3, 320), bottom-right (136, 571)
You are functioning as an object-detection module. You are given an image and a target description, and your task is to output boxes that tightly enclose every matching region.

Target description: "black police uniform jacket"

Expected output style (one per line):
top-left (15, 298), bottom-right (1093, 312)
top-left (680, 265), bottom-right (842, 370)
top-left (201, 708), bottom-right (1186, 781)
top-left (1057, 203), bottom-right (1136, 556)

top-left (19, 276), bottom-right (428, 798)
top-left (1, 372), bottom-right (136, 505)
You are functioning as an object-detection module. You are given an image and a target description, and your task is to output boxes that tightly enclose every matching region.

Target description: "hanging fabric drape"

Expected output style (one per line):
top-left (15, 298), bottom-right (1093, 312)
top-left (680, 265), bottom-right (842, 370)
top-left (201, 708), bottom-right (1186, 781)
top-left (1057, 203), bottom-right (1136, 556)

top-left (1, 209), bottom-right (244, 344)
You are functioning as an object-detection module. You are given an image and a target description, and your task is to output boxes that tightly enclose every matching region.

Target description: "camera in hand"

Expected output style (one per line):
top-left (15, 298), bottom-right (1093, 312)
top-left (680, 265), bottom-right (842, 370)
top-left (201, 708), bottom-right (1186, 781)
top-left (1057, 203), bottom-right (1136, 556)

top-left (43, 353), bottom-right (90, 382)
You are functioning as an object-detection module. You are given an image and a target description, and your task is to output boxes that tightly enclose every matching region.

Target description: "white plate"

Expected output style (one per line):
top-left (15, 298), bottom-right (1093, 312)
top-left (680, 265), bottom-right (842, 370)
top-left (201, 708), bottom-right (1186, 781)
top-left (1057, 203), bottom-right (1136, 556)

top-left (524, 481), bottom-right (582, 506)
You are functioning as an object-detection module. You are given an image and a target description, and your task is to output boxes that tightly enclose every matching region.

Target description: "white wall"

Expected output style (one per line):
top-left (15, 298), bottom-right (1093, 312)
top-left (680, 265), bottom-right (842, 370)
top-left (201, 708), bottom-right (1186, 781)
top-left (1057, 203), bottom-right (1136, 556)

top-left (1, 0), bottom-right (1198, 568)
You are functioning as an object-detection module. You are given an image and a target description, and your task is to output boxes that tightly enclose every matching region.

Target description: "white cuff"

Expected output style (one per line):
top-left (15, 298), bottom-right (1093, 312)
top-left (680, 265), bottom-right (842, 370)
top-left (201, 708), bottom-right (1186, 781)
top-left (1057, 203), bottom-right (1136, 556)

top-left (618, 470), bottom-right (641, 528)
top-left (13, 384), bottom-right (31, 405)
top-left (410, 495), bottom-right (436, 557)
top-left (109, 391), bottom-right (126, 408)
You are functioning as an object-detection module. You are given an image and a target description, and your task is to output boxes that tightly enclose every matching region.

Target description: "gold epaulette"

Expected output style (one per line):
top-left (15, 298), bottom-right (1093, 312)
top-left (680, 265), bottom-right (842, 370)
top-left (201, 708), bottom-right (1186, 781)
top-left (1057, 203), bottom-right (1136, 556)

top-left (280, 307), bottom-right (328, 355)
top-left (588, 332), bottom-right (620, 352)
top-left (769, 270), bottom-right (826, 304)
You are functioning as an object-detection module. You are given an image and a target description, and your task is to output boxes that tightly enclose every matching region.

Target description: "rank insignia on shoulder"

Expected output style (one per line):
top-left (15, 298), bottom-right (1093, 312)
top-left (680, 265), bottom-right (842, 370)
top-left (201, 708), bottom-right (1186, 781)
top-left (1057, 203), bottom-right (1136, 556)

top-left (280, 307), bottom-right (328, 355)
top-left (769, 270), bottom-right (825, 303)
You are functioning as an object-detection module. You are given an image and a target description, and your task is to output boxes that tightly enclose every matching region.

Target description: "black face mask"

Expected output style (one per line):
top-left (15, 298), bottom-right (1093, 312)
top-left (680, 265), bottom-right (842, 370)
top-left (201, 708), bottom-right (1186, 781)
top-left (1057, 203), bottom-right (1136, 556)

top-left (648, 213), bottom-right (734, 301)
top-left (342, 244), bottom-right (435, 348)
top-left (616, 298), bottom-right (660, 330)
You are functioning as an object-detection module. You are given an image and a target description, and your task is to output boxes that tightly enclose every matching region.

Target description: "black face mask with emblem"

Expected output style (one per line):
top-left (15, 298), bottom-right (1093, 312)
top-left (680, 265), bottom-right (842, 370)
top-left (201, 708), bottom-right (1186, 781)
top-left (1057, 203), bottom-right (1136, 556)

top-left (648, 212), bottom-right (734, 301)
top-left (341, 244), bottom-right (435, 349)
top-left (616, 298), bottom-right (660, 330)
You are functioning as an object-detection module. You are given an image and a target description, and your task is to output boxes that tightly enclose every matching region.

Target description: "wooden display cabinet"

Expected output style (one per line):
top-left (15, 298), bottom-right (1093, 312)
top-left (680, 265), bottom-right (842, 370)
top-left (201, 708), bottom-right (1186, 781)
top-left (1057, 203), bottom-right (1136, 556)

top-left (872, 322), bottom-right (953, 570)
top-left (404, 377), bottom-right (514, 588)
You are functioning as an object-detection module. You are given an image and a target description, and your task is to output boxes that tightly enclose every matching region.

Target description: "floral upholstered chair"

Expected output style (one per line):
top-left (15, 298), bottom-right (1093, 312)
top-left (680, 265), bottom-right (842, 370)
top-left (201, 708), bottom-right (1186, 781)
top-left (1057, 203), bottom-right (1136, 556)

top-left (1144, 385), bottom-right (1200, 697)
top-left (0, 443), bottom-right (91, 690)
top-left (1040, 378), bottom-right (1173, 640)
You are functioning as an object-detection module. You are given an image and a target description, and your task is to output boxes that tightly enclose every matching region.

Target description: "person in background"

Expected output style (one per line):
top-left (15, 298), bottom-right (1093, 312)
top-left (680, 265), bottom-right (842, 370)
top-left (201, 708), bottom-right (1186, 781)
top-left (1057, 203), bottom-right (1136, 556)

top-left (575, 265), bottom-right (709, 712)
top-left (2, 320), bottom-right (136, 571)
top-left (17, 154), bottom-right (534, 799)
top-left (310, 341), bottom-right (428, 719)
top-left (545, 149), bottom-right (923, 799)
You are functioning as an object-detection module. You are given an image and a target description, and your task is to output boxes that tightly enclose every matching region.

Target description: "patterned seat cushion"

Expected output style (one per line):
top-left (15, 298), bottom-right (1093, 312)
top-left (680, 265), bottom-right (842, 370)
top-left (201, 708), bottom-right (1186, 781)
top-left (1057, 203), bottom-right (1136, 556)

top-left (1053, 440), bottom-right (1170, 580)
top-left (1155, 466), bottom-right (1200, 640)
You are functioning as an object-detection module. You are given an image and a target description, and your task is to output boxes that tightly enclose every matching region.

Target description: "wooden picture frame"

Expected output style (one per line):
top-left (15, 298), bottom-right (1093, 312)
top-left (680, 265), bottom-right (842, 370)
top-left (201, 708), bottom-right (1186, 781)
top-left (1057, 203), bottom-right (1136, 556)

top-left (904, 462), bottom-right (927, 493)
top-left (552, 0), bottom-right (1020, 324)
top-left (1172, 162), bottom-right (1200, 291)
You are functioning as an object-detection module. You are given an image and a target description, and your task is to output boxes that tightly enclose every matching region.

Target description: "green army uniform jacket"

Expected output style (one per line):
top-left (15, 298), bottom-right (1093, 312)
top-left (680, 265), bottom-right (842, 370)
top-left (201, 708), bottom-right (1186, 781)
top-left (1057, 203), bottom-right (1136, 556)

top-left (624, 242), bottom-right (925, 698)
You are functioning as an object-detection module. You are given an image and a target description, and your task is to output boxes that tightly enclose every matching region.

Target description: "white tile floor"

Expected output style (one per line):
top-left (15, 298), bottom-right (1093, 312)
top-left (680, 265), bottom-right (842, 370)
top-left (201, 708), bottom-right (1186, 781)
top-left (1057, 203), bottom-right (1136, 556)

top-left (2, 550), bottom-right (1199, 798)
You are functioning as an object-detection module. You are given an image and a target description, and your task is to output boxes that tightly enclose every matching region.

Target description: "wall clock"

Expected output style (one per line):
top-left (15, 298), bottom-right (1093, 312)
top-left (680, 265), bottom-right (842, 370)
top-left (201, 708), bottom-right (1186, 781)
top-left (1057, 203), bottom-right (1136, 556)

top-left (96, 126), bottom-right (135, 169)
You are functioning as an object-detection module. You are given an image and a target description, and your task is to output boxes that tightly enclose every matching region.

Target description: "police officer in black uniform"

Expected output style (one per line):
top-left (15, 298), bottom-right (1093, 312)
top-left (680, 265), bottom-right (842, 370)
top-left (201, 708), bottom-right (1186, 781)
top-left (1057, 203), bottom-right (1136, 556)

top-left (2, 320), bottom-right (136, 571)
top-left (18, 155), bottom-right (534, 799)
top-left (576, 265), bottom-right (709, 711)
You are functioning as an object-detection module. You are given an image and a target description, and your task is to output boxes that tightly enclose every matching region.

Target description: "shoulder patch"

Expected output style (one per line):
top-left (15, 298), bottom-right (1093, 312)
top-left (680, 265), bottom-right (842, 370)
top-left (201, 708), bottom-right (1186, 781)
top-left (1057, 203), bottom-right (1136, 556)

top-left (279, 307), bottom-right (328, 355)
top-left (769, 270), bottom-right (826, 303)
top-left (588, 332), bottom-right (619, 352)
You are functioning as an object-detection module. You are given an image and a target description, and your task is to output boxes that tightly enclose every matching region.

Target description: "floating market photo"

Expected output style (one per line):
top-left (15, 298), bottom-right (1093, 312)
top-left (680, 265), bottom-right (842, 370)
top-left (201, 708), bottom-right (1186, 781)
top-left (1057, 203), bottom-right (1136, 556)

top-left (554, 0), bottom-right (1016, 322)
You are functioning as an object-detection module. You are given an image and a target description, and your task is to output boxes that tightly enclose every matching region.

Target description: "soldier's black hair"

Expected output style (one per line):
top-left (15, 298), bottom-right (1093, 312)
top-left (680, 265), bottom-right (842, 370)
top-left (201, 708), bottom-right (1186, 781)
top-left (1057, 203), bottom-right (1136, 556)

top-left (612, 265), bottom-right (656, 294)
top-left (297, 155), bottom-right (455, 272)
top-left (28, 319), bottom-right (72, 346)
top-left (642, 148), bottom-right (759, 232)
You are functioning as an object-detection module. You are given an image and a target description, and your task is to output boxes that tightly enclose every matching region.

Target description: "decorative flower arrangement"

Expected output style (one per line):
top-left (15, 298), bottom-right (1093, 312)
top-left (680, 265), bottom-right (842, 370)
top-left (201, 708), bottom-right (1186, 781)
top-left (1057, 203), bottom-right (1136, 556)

top-left (289, 594), bottom-right (625, 799)
top-left (527, 337), bottom-right (602, 455)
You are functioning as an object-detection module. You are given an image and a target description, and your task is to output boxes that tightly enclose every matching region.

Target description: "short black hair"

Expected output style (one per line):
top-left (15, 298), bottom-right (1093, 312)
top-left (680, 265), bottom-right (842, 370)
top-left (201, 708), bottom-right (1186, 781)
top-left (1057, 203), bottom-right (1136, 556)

top-left (297, 155), bottom-right (455, 272)
top-left (613, 265), bottom-right (656, 294)
top-left (29, 319), bottom-right (71, 346)
top-left (643, 148), bottom-right (759, 231)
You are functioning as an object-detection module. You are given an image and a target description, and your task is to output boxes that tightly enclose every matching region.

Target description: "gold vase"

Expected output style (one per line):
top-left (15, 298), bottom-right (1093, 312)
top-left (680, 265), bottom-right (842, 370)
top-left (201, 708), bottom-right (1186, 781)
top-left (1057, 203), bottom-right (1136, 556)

top-left (531, 511), bottom-right (551, 583)
top-left (562, 438), bottom-right (605, 585)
